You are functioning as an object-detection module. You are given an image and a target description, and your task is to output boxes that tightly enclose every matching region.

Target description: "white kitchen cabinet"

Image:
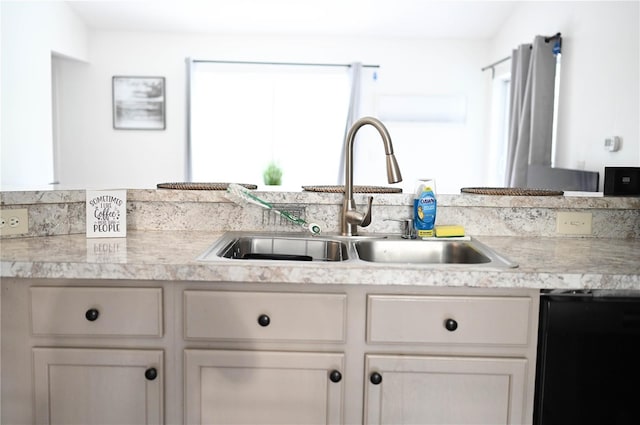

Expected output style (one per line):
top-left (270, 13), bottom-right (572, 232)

top-left (184, 349), bottom-right (344, 425)
top-left (2, 279), bottom-right (538, 425)
top-left (33, 347), bottom-right (163, 425)
top-left (363, 294), bottom-right (536, 425)
top-left (1, 281), bottom-right (167, 425)
top-left (182, 289), bottom-right (348, 425)
top-left (364, 354), bottom-right (527, 425)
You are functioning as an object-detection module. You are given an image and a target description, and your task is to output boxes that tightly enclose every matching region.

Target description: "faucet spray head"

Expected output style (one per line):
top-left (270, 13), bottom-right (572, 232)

top-left (386, 154), bottom-right (402, 183)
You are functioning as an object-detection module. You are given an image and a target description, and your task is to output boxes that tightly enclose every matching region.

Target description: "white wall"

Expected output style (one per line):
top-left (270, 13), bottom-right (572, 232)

top-left (56, 31), bottom-right (489, 193)
top-left (5, 1), bottom-right (637, 193)
top-left (0, 1), bottom-right (89, 189)
top-left (489, 1), bottom-right (640, 187)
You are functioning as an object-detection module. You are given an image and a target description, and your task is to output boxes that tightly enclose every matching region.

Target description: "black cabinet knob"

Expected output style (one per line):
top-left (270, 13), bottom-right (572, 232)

top-left (445, 318), bottom-right (458, 331)
top-left (370, 372), bottom-right (382, 385)
top-left (329, 370), bottom-right (342, 383)
top-left (257, 314), bottom-right (271, 327)
top-left (85, 308), bottom-right (100, 322)
top-left (145, 367), bottom-right (158, 381)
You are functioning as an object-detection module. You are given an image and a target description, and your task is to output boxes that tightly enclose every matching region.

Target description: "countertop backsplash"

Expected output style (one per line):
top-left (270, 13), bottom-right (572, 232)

top-left (1, 189), bottom-right (638, 239)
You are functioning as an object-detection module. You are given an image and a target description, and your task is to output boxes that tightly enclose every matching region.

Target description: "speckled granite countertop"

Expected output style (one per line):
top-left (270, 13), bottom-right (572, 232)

top-left (1, 231), bottom-right (638, 290)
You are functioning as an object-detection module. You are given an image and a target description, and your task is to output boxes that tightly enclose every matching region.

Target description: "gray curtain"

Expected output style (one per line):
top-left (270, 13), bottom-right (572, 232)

top-left (505, 36), bottom-right (557, 187)
top-left (337, 62), bottom-right (362, 184)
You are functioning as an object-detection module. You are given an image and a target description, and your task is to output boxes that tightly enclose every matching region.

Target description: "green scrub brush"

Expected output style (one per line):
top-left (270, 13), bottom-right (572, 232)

top-left (226, 183), bottom-right (322, 235)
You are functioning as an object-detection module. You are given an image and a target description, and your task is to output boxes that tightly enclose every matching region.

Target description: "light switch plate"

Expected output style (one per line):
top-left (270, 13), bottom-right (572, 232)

top-left (556, 212), bottom-right (592, 235)
top-left (0, 208), bottom-right (29, 236)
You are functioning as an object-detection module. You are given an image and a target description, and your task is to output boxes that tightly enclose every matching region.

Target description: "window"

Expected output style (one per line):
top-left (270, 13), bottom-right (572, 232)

top-left (487, 73), bottom-right (511, 186)
top-left (188, 61), bottom-right (352, 189)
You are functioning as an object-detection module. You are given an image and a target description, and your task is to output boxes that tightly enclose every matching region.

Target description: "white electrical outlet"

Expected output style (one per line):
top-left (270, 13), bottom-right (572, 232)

top-left (557, 212), bottom-right (592, 235)
top-left (0, 208), bottom-right (29, 236)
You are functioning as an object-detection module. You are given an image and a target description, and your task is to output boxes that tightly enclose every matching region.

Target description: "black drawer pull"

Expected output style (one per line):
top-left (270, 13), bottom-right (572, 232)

top-left (370, 372), bottom-right (382, 385)
top-left (257, 314), bottom-right (271, 327)
top-left (85, 308), bottom-right (100, 322)
top-left (329, 370), bottom-right (342, 383)
top-left (444, 318), bottom-right (458, 331)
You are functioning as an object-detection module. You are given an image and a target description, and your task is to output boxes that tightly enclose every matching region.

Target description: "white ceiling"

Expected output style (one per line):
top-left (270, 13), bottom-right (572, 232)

top-left (66, 0), bottom-right (519, 39)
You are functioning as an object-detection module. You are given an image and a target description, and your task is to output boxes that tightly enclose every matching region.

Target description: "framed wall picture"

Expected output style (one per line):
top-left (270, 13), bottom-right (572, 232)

top-left (112, 76), bottom-right (165, 130)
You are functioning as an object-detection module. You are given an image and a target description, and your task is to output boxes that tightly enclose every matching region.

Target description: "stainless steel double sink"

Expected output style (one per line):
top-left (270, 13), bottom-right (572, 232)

top-left (198, 232), bottom-right (518, 268)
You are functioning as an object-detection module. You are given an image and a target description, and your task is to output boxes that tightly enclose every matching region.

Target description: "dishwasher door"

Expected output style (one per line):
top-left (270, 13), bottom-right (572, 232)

top-left (534, 292), bottom-right (640, 425)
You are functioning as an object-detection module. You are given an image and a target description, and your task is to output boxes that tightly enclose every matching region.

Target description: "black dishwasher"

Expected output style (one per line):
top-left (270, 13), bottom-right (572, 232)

top-left (534, 290), bottom-right (640, 425)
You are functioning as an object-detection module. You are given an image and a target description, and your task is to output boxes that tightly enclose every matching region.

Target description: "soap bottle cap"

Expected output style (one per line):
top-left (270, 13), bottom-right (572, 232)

top-left (415, 178), bottom-right (436, 195)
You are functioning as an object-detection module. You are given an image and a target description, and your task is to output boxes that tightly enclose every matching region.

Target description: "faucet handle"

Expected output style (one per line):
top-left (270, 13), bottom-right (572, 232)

top-left (385, 218), bottom-right (417, 239)
top-left (360, 196), bottom-right (373, 227)
top-left (343, 196), bottom-right (373, 233)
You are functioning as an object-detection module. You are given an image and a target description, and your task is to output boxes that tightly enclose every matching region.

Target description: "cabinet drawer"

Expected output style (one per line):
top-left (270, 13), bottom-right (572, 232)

top-left (367, 295), bottom-right (531, 345)
top-left (184, 290), bottom-right (347, 342)
top-left (30, 287), bottom-right (163, 337)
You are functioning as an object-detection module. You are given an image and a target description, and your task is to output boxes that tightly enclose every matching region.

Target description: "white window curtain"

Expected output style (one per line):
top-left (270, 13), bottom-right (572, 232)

top-left (337, 62), bottom-right (362, 183)
top-left (505, 36), bottom-right (558, 187)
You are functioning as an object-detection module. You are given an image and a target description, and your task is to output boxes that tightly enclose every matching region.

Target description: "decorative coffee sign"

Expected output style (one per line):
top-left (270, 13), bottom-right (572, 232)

top-left (86, 190), bottom-right (126, 238)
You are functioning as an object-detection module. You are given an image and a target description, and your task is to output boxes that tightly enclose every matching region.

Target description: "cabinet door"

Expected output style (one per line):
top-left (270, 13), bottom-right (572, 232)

top-left (33, 348), bottom-right (163, 425)
top-left (365, 354), bottom-right (527, 425)
top-left (184, 350), bottom-right (344, 425)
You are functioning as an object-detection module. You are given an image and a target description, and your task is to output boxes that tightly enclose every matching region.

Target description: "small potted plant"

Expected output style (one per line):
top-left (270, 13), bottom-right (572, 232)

top-left (263, 161), bottom-right (283, 186)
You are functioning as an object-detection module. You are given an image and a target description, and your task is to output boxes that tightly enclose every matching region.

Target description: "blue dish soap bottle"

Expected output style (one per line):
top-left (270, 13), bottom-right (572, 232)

top-left (414, 179), bottom-right (437, 238)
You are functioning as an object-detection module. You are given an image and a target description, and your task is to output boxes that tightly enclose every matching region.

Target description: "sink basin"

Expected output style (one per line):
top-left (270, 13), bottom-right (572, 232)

top-left (199, 232), bottom-right (349, 262)
top-left (199, 232), bottom-right (517, 268)
top-left (354, 239), bottom-right (518, 267)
